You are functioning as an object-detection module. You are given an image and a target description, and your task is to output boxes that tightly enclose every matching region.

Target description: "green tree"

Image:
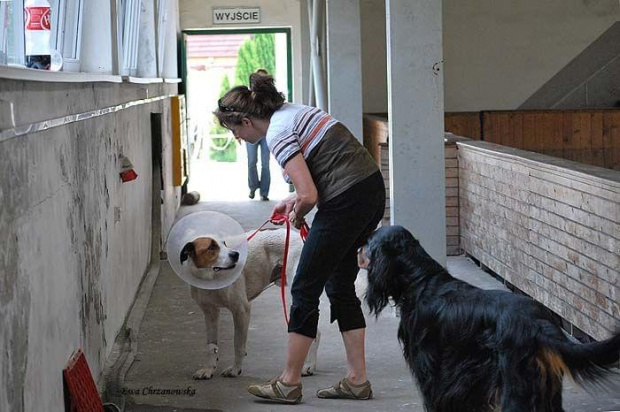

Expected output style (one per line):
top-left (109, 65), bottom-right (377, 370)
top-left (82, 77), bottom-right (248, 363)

top-left (254, 34), bottom-right (275, 75)
top-left (209, 74), bottom-right (236, 162)
top-left (211, 74), bottom-right (231, 135)
top-left (219, 75), bottom-right (231, 98)
top-left (234, 33), bottom-right (276, 86)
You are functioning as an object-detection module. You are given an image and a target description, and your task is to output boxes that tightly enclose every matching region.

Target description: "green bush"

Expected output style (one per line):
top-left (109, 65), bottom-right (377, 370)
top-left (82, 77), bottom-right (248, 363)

top-left (209, 135), bottom-right (237, 162)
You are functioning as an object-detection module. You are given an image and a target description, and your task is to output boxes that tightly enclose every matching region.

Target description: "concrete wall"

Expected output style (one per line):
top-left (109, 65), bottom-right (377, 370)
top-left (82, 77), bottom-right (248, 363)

top-left (0, 80), bottom-right (180, 412)
top-left (458, 140), bottom-right (620, 340)
top-left (179, 0), bottom-right (304, 104)
top-left (520, 22), bottom-right (620, 110)
top-left (445, 0), bottom-right (620, 112)
top-left (327, 0), bottom-right (364, 140)
top-left (359, 0), bottom-right (620, 113)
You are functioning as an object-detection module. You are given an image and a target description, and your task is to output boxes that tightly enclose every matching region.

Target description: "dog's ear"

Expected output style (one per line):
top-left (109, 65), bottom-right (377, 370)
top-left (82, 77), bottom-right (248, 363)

top-left (180, 242), bottom-right (195, 264)
top-left (365, 249), bottom-right (393, 316)
top-left (364, 226), bottom-right (416, 315)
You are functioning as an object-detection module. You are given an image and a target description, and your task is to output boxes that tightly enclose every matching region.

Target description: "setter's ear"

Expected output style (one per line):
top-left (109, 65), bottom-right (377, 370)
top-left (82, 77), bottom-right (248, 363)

top-left (364, 228), bottom-right (399, 316)
top-left (364, 225), bottom-right (418, 315)
top-left (365, 246), bottom-right (393, 316)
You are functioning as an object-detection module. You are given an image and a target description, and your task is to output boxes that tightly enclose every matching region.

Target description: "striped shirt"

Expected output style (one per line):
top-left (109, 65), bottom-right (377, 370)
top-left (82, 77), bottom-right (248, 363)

top-left (265, 103), bottom-right (338, 182)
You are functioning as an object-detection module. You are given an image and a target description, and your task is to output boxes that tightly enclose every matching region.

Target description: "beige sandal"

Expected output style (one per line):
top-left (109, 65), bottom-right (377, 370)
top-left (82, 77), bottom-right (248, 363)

top-left (316, 377), bottom-right (373, 400)
top-left (247, 378), bottom-right (303, 404)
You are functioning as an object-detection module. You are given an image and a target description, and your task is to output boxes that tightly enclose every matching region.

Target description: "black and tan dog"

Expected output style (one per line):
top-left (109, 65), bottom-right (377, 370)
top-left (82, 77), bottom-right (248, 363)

top-left (359, 225), bottom-right (620, 412)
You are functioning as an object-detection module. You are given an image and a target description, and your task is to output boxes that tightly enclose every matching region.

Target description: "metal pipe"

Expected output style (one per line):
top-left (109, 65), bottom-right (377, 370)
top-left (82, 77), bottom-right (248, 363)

top-left (306, 0), bottom-right (315, 106)
top-left (310, 0), bottom-right (327, 110)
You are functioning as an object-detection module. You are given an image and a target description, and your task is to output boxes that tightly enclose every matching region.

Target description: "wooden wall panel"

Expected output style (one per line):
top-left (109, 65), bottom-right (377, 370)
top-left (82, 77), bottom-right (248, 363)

top-left (362, 114), bottom-right (389, 166)
top-left (367, 111), bottom-right (620, 170)
top-left (481, 110), bottom-right (620, 170)
top-left (445, 112), bottom-right (481, 139)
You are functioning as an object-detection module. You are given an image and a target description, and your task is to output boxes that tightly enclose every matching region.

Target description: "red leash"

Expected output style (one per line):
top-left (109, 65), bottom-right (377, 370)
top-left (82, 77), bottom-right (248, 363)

top-left (246, 212), bottom-right (309, 325)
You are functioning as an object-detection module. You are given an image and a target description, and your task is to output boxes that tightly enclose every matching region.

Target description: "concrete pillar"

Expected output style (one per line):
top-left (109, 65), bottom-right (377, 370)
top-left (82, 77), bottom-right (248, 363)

top-left (326, 0), bottom-right (363, 141)
top-left (386, 0), bottom-right (446, 265)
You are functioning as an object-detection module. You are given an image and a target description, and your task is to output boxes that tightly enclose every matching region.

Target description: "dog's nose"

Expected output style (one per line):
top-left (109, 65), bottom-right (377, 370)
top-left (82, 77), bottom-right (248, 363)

top-left (229, 251), bottom-right (240, 262)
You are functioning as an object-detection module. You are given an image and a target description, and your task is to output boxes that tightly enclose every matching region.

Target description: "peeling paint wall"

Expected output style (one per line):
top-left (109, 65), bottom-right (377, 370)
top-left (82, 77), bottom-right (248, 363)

top-left (0, 80), bottom-right (180, 412)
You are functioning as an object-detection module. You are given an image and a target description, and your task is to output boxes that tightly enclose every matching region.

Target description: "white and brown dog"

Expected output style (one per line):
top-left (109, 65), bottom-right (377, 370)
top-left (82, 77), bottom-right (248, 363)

top-left (180, 228), bottom-right (319, 379)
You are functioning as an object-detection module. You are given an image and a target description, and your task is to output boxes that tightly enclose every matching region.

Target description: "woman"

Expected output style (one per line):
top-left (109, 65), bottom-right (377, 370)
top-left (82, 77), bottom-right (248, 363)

top-left (214, 73), bottom-right (385, 404)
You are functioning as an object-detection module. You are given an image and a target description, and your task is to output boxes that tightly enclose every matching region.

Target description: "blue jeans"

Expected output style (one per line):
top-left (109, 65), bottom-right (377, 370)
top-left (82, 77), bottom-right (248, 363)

top-left (246, 138), bottom-right (270, 198)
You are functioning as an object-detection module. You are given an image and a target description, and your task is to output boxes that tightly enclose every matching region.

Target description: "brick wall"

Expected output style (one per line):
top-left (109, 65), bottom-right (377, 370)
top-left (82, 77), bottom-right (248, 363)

top-left (379, 135), bottom-right (464, 256)
top-left (380, 142), bottom-right (390, 227)
top-left (445, 139), bottom-right (461, 255)
top-left (458, 140), bottom-right (620, 340)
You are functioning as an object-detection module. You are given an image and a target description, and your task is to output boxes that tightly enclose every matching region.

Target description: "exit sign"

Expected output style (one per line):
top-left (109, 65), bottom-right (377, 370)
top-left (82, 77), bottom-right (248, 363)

top-left (213, 7), bottom-right (261, 25)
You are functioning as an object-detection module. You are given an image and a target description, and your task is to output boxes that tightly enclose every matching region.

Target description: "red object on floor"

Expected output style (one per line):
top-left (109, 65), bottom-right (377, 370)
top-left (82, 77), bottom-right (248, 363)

top-left (63, 349), bottom-right (104, 412)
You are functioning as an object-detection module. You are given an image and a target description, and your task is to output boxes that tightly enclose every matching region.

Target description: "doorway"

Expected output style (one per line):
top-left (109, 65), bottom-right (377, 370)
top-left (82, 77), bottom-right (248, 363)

top-left (181, 28), bottom-right (293, 202)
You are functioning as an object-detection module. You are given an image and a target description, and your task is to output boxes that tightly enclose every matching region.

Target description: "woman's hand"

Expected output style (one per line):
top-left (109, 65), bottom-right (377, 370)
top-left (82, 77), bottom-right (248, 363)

top-left (272, 195), bottom-right (296, 223)
top-left (288, 209), bottom-right (306, 230)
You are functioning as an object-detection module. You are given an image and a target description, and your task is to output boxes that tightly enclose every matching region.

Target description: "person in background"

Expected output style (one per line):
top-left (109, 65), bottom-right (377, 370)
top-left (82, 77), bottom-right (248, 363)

top-left (214, 72), bottom-right (385, 404)
top-left (246, 69), bottom-right (271, 201)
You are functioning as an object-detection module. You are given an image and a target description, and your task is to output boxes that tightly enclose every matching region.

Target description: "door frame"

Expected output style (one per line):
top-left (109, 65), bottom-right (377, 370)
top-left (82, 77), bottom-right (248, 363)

top-left (179, 27), bottom-right (293, 100)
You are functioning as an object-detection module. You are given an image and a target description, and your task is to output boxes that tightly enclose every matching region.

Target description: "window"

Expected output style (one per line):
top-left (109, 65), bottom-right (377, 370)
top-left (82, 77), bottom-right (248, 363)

top-left (50, 0), bottom-right (83, 71)
top-left (0, 0), bottom-right (177, 79)
top-left (0, 0), bottom-right (25, 66)
top-left (0, 0), bottom-right (82, 71)
top-left (117, 0), bottom-right (141, 76)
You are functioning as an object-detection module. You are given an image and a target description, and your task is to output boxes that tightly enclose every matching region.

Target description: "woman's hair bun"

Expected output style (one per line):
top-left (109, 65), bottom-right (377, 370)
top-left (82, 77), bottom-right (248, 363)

top-left (214, 70), bottom-right (285, 123)
top-left (249, 71), bottom-right (275, 93)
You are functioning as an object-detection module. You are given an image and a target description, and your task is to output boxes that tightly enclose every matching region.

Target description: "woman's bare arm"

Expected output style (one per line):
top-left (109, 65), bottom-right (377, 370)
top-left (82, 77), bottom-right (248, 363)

top-left (272, 153), bottom-right (318, 228)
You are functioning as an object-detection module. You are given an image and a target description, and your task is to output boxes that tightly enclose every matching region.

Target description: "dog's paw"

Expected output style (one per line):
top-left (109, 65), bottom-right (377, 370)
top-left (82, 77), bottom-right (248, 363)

top-left (301, 362), bottom-right (316, 376)
top-left (193, 367), bottom-right (216, 380)
top-left (221, 366), bottom-right (242, 377)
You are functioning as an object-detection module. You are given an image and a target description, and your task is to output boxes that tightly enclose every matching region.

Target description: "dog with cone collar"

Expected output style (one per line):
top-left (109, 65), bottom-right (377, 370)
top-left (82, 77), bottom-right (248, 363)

top-left (181, 228), bottom-right (320, 379)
